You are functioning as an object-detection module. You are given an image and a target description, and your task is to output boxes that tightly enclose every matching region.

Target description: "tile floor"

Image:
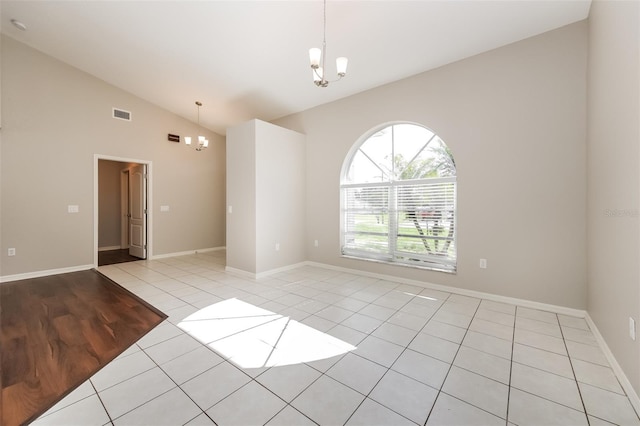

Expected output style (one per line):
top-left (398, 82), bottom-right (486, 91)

top-left (33, 251), bottom-right (640, 426)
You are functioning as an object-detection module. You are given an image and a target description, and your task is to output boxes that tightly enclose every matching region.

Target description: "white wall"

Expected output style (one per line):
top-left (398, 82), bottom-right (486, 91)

top-left (275, 21), bottom-right (588, 309)
top-left (226, 119), bottom-right (306, 275)
top-left (587, 0), bottom-right (640, 396)
top-left (1, 36), bottom-right (226, 277)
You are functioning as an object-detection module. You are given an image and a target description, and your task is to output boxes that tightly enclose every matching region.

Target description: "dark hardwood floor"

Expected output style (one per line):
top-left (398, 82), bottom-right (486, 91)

top-left (98, 248), bottom-right (143, 266)
top-left (0, 270), bottom-right (166, 426)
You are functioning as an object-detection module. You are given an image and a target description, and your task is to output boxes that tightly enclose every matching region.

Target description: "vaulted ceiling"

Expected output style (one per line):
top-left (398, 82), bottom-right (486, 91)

top-left (1, 1), bottom-right (591, 134)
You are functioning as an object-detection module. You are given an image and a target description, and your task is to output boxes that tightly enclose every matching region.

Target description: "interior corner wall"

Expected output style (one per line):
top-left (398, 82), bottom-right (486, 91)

top-left (274, 21), bottom-right (588, 309)
top-left (226, 119), bottom-right (306, 275)
top-left (586, 0), bottom-right (640, 395)
top-left (0, 35), bottom-right (226, 277)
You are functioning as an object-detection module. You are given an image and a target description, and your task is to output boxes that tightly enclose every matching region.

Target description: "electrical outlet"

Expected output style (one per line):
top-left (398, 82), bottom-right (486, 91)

top-left (68, 205), bottom-right (79, 213)
top-left (8, 248), bottom-right (15, 256)
top-left (479, 259), bottom-right (487, 269)
top-left (275, 243), bottom-right (280, 251)
top-left (314, 240), bottom-right (319, 247)
top-left (630, 317), bottom-right (636, 341)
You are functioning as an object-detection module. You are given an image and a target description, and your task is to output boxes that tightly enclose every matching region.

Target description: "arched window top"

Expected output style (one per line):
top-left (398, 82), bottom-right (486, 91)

top-left (341, 122), bottom-right (457, 273)
top-left (344, 123), bottom-right (456, 184)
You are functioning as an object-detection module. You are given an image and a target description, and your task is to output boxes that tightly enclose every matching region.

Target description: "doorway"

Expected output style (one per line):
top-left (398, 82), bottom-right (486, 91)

top-left (94, 155), bottom-right (152, 267)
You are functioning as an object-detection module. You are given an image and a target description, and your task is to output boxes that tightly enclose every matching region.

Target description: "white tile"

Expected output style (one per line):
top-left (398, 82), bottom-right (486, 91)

top-left (144, 333), bottom-right (202, 365)
top-left (427, 392), bottom-right (504, 426)
top-left (512, 343), bottom-right (574, 379)
top-left (439, 300), bottom-right (478, 316)
top-left (562, 326), bottom-right (599, 346)
top-left (369, 370), bottom-right (438, 425)
top-left (184, 413), bottom-right (217, 425)
top-left (409, 332), bottom-right (460, 363)
top-left (479, 300), bottom-right (516, 315)
top-left (371, 322), bottom-right (418, 346)
top-left (453, 346), bottom-right (511, 384)
top-left (326, 353), bottom-right (388, 395)
top-left (399, 301), bottom-right (438, 318)
top-left (508, 388), bottom-right (588, 426)
top-left (207, 381), bottom-right (286, 426)
top-left (359, 303), bottom-right (397, 321)
top-left (391, 348), bottom-right (450, 389)
top-left (442, 366), bottom-right (508, 419)
top-left (432, 310), bottom-right (473, 329)
top-left (566, 340), bottom-right (609, 366)
top-left (516, 307), bottom-right (558, 324)
top-left (113, 387), bottom-right (202, 425)
top-left (316, 305), bottom-right (355, 323)
top-left (90, 350), bottom-right (156, 392)
top-left (469, 318), bottom-right (514, 341)
top-left (181, 362), bottom-right (251, 410)
top-left (355, 335), bottom-right (405, 367)
top-left (341, 312), bottom-right (384, 334)
top-left (256, 363), bottom-right (322, 402)
top-left (291, 375), bottom-right (365, 425)
top-left (327, 324), bottom-right (368, 346)
top-left (33, 394), bottom-right (110, 426)
top-left (346, 397), bottom-right (416, 426)
top-left (462, 330), bottom-right (512, 360)
top-left (333, 297), bottom-right (369, 312)
top-left (474, 308), bottom-right (515, 327)
top-left (300, 314), bottom-right (337, 332)
top-left (558, 315), bottom-right (590, 330)
top-left (516, 316), bottom-right (562, 338)
top-left (421, 320), bottom-right (467, 344)
top-left (510, 362), bottom-right (583, 411)
top-left (579, 382), bottom-right (640, 426)
top-left (136, 321), bottom-right (183, 349)
top-left (159, 346), bottom-right (224, 384)
top-left (387, 310), bottom-right (431, 331)
top-left (297, 299), bottom-right (330, 314)
top-left (514, 328), bottom-right (566, 355)
top-left (588, 415), bottom-right (617, 426)
top-left (265, 406), bottom-right (316, 426)
top-left (99, 367), bottom-right (176, 419)
top-left (572, 359), bottom-right (624, 394)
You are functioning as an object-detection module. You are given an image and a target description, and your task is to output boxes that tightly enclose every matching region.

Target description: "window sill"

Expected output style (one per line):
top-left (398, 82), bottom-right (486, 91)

top-left (340, 254), bottom-right (457, 275)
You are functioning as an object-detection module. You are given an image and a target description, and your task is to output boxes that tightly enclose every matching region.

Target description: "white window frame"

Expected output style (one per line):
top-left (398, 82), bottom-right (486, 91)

top-left (340, 123), bottom-right (457, 273)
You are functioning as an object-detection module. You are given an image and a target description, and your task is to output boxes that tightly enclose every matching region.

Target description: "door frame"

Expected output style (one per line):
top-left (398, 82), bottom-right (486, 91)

top-left (94, 154), bottom-right (153, 268)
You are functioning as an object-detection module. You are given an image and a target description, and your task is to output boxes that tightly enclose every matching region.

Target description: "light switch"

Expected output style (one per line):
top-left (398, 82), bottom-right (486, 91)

top-left (228, 206), bottom-right (233, 214)
top-left (160, 205), bottom-right (170, 212)
top-left (68, 205), bottom-right (79, 213)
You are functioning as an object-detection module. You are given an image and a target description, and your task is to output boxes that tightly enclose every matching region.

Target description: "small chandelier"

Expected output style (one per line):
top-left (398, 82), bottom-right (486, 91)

top-left (185, 101), bottom-right (209, 151)
top-left (309, 0), bottom-right (348, 87)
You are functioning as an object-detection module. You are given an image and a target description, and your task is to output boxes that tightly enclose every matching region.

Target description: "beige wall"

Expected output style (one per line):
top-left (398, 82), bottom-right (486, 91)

top-left (587, 0), bottom-right (640, 395)
top-left (98, 160), bottom-right (124, 249)
top-left (226, 119), bottom-right (306, 275)
top-left (1, 36), bottom-right (226, 277)
top-left (275, 21), bottom-right (588, 309)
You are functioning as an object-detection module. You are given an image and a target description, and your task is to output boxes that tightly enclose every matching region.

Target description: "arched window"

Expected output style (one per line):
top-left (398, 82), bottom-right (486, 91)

top-left (341, 123), bottom-right (457, 272)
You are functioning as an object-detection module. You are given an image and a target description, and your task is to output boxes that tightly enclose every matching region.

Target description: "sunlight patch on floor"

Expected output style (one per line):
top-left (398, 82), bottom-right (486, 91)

top-left (178, 298), bottom-right (356, 369)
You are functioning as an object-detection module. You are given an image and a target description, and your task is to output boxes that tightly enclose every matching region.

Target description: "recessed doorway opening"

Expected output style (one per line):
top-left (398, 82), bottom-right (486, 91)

top-left (94, 155), bottom-right (152, 267)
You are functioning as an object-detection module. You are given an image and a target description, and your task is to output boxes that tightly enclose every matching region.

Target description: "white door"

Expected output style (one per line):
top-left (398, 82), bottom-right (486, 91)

top-left (129, 164), bottom-right (147, 259)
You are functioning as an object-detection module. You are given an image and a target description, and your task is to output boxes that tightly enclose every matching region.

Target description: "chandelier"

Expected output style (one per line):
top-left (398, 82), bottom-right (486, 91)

top-left (309, 0), bottom-right (348, 87)
top-left (184, 101), bottom-right (209, 151)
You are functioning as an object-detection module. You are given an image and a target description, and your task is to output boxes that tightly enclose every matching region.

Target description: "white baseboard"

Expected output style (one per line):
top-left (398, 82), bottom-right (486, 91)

top-left (98, 245), bottom-right (122, 252)
top-left (225, 262), bottom-right (307, 280)
top-left (151, 246), bottom-right (225, 260)
top-left (0, 264), bottom-right (95, 283)
top-left (585, 314), bottom-right (640, 417)
top-left (304, 261), bottom-right (586, 318)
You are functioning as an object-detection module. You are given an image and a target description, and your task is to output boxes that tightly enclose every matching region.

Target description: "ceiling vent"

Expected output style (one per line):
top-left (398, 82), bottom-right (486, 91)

top-left (112, 108), bottom-right (132, 121)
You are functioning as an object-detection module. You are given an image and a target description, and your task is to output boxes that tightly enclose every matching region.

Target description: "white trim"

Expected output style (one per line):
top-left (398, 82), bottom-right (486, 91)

top-left (0, 264), bottom-right (94, 283)
top-left (585, 314), bottom-right (640, 417)
top-left (94, 155), bottom-right (153, 268)
top-left (98, 246), bottom-right (122, 252)
top-left (224, 261), bottom-right (308, 280)
top-left (304, 260), bottom-right (586, 318)
top-left (151, 247), bottom-right (225, 260)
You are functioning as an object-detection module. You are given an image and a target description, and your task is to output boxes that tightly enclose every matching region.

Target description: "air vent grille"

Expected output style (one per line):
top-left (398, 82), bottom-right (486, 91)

top-left (112, 108), bottom-right (132, 121)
